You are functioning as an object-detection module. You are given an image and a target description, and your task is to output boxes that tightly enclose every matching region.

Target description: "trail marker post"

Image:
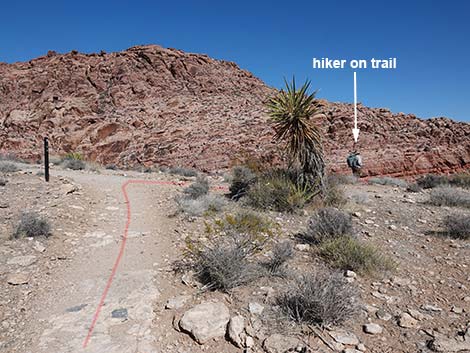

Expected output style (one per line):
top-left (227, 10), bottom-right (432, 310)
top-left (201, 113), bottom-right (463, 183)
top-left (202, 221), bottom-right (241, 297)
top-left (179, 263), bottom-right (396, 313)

top-left (44, 137), bottom-right (49, 182)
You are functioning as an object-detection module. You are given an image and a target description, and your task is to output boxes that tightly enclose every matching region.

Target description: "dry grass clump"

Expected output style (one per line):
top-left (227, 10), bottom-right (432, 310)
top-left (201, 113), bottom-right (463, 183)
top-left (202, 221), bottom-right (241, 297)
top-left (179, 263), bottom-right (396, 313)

top-left (323, 178), bottom-right (347, 207)
top-left (327, 174), bottom-right (358, 185)
top-left (186, 211), bottom-right (279, 290)
top-left (61, 153), bottom-right (86, 170)
top-left (176, 175), bottom-right (226, 217)
top-left (176, 194), bottom-right (226, 217)
top-left (260, 241), bottom-right (293, 276)
top-left (442, 213), bottom-right (470, 239)
top-left (195, 236), bottom-right (260, 291)
top-left (275, 271), bottom-right (358, 326)
top-left (62, 158), bottom-right (85, 170)
top-left (449, 173), bottom-right (470, 189)
top-left (428, 186), bottom-right (470, 208)
top-left (302, 208), bottom-right (353, 244)
top-left (0, 161), bottom-right (20, 173)
top-left (417, 174), bottom-right (449, 189)
top-left (13, 212), bottom-right (51, 239)
top-left (317, 236), bottom-right (395, 275)
top-left (183, 175), bottom-right (209, 199)
top-left (368, 176), bottom-right (408, 187)
top-left (169, 166), bottom-right (198, 177)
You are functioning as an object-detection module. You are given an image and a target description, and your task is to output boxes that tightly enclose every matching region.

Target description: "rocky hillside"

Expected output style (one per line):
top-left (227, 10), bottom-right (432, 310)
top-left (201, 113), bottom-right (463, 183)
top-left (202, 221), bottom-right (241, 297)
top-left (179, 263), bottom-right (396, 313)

top-left (1, 45), bottom-right (469, 176)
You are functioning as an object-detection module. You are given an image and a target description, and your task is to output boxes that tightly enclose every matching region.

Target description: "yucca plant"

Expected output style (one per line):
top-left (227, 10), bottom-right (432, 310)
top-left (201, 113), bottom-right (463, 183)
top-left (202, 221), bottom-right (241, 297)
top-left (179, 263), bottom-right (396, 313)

top-left (267, 78), bottom-right (325, 192)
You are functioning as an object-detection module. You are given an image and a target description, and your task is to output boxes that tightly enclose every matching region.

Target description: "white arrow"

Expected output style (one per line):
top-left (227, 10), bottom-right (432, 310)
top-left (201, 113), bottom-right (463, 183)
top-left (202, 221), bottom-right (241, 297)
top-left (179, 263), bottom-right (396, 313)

top-left (352, 71), bottom-right (360, 142)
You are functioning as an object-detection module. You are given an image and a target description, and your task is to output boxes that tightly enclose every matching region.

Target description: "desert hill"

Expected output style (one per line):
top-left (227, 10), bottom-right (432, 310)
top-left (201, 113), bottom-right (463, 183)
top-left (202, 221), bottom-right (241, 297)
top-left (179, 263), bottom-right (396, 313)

top-left (1, 45), bottom-right (469, 176)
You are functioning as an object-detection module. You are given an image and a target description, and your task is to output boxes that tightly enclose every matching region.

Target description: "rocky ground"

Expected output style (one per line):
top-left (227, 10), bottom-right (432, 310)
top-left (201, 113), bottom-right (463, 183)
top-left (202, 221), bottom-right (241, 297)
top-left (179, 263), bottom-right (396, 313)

top-left (1, 162), bottom-right (469, 353)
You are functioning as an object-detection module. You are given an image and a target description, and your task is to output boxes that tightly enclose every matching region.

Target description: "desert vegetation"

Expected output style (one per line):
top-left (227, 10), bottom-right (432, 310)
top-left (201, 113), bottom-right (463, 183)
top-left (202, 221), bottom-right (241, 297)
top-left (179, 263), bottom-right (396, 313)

top-left (428, 186), bottom-right (470, 208)
top-left (12, 212), bottom-right (51, 239)
top-left (275, 271), bottom-right (358, 326)
top-left (0, 161), bottom-right (20, 173)
top-left (175, 176), bottom-right (226, 217)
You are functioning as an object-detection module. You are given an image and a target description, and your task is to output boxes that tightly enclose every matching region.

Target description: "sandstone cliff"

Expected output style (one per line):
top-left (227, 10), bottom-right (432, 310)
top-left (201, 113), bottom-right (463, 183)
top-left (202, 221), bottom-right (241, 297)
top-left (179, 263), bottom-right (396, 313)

top-left (1, 45), bottom-right (469, 176)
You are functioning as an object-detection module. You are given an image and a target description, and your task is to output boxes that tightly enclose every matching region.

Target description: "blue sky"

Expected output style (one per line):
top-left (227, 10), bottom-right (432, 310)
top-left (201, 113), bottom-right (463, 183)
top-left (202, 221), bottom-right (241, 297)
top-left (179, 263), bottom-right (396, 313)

top-left (1, 0), bottom-right (469, 121)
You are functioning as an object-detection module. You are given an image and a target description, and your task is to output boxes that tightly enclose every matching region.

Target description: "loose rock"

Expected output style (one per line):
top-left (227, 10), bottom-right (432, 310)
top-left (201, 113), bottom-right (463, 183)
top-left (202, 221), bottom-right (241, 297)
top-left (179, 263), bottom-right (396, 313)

top-left (179, 302), bottom-right (230, 344)
top-left (363, 323), bottom-right (383, 335)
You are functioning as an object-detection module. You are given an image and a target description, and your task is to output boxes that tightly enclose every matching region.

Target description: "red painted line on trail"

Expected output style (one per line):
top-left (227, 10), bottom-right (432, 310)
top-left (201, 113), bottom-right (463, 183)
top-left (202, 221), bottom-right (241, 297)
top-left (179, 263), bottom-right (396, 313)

top-left (82, 179), bottom-right (227, 347)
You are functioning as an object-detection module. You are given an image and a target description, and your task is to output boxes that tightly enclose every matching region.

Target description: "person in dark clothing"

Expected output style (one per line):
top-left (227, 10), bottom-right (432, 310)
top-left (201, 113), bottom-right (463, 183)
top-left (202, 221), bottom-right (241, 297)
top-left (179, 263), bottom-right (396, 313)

top-left (347, 151), bottom-right (362, 177)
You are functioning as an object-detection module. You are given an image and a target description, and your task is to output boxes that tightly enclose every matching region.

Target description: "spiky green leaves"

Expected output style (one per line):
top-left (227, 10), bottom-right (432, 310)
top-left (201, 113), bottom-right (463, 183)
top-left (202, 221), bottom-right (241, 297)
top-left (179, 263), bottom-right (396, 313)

top-left (267, 78), bottom-right (325, 189)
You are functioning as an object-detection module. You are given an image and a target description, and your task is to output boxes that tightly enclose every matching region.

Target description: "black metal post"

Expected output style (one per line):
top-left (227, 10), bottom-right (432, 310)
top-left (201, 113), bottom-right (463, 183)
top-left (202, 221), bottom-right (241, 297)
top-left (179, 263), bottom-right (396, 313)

top-left (44, 137), bottom-right (49, 182)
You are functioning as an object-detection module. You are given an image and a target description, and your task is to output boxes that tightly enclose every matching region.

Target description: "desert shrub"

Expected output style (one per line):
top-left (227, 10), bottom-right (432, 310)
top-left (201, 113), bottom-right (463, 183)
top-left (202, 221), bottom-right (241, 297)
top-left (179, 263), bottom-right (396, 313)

top-left (449, 173), bottom-right (470, 188)
top-left (183, 175), bottom-right (209, 199)
top-left (260, 241), bottom-right (293, 276)
top-left (323, 178), bottom-right (347, 207)
top-left (193, 236), bottom-right (260, 291)
top-left (318, 236), bottom-right (394, 274)
top-left (0, 161), bottom-right (20, 173)
top-left (417, 174), bottom-right (448, 189)
top-left (247, 171), bottom-right (314, 213)
top-left (327, 174), bottom-right (357, 185)
top-left (368, 177), bottom-right (408, 188)
top-left (176, 194), bottom-right (226, 217)
top-left (275, 271), bottom-right (357, 326)
top-left (442, 213), bottom-right (470, 239)
top-left (169, 166), bottom-right (198, 177)
top-left (62, 158), bottom-right (85, 170)
top-left (229, 166), bottom-right (257, 200)
top-left (406, 182), bottom-right (422, 193)
top-left (211, 210), bottom-right (276, 237)
top-left (303, 208), bottom-right (353, 244)
top-left (13, 212), bottom-right (51, 238)
top-left (0, 152), bottom-right (19, 161)
top-left (428, 186), bottom-right (470, 208)
top-left (64, 152), bottom-right (83, 160)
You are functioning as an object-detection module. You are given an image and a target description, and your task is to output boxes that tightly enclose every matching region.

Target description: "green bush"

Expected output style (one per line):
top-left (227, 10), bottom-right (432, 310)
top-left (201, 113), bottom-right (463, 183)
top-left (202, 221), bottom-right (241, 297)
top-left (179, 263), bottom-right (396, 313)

top-left (64, 152), bottom-right (84, 160)
top-left (318, 236), bottom-right (394, 275)
top-left (13, 212), bottom-right (51, 238)
top-left (275, 271), bottom-right (358, 326)
top-left (210, 210), bottom-right (276, 238)
top-left (247, 171), bottom-right (314, 213)
top-left (429, 186), bottom-right (470, 208)
top-left (442, 213), bottom-right (470, 239)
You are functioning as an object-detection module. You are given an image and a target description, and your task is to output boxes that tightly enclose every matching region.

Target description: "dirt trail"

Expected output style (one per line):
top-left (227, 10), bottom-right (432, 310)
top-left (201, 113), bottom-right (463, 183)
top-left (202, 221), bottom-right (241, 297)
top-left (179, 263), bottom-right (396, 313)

top-left (19, 170), bottom-right (178, 353)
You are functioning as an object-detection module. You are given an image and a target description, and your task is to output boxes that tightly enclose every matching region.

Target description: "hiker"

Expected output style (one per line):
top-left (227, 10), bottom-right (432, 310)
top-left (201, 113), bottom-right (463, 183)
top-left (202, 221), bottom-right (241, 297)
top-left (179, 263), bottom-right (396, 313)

top-left (347, 151), bottom-right (362, 177)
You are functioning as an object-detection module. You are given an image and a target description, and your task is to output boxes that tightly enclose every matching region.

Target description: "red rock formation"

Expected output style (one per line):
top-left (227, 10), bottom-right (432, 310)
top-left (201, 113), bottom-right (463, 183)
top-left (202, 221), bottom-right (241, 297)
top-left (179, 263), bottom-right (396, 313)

top-left (1, 45), bottom-right (469, 176)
